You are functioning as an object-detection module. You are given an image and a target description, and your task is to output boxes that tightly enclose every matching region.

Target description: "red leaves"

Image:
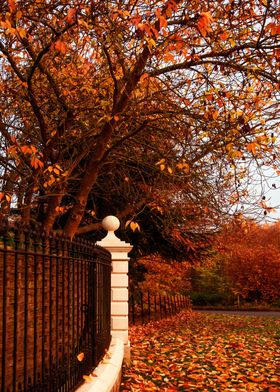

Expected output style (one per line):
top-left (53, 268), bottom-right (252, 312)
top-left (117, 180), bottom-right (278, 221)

top-left (216, 220), bottom-right (280, 300)
top-left (138, 254), bottom-right (191, 295)
top-left (55, 40), bottom-right (67, 54)
top-left (30, 157), bottom-right (44, 169)
top-left (8, 0), bottom-right (17, 12)
top-left (197, 12), bottom-right (213, 37)
top-left (65, 8), bottom-right (76, 24)
top-left (121, 312), bottom-right (280, 391)
top-left (219, 31), bottom-right (229, 41)
top-left (266, 22), bottom-right (280, 36)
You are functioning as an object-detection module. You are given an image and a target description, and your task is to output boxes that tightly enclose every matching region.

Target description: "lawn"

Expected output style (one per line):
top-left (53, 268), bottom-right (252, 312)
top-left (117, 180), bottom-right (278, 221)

top-left (121, 311), bottom-right (280, 391)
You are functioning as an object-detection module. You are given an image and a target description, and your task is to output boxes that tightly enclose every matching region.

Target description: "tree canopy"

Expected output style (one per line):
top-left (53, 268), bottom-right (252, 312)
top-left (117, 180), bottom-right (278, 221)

top-left (214, 217), bottom-right (280, 301)
top-left (0, 0), bottom-right (279, 241)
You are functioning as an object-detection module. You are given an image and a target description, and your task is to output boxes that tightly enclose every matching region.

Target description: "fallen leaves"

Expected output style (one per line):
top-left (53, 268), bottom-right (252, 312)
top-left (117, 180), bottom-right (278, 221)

top-left (121, 311), bottom-right (280, 391)
top-left (77, 352), bottom-right (85, 362)
top-left (82, 372), bottom-right (98, 382)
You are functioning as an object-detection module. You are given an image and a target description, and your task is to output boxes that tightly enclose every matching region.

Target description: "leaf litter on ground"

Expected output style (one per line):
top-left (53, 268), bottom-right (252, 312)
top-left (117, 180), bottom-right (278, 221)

top-left (121, 311), bottom-right (280, 391)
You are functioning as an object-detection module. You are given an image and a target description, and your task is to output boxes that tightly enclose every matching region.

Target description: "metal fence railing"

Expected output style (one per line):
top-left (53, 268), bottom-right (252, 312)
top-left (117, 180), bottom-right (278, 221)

top-left (0, 223), bottom-right (111, 392)
top-left (129, 291), bottom-right (191, 325)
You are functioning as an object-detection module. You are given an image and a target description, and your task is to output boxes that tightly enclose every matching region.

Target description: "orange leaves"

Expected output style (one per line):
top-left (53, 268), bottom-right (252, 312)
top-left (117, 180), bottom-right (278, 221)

top-left (159, 15), bottom-right (168, 30)
top-left (164, 0), bottom-right (178, 18)
top-left (176, 160), bottom-right (190, 174)
top-left (82, 373), bottom-right (97, 382)
top-left (258, 200), bottom-right (276, 214)
top-left (65, 8), bottom-right (76, 24)
top-left (77, 352), bottom-right (85, 361)
top-left (43, 164), bottom-right (67, 188)
top-left (246, 141), bottom-right (260, 155)
top-left (219, 31), bottom-right (229, 41)
top-left (80, 351), bottom-right (113, 383)
top-left (131, 14), bottom-right (142, 27)
top-left (138, 254), bottom-right (191, 295)
top-left (8, 0), bottom-right (17, 12)
top-left (212, 110), bottom-right (219, 120)
top-left (8, 143), bottom-right (44, 170)
top-left (226, 144), bottom-right (243, 160)
top-left (156, 158), bottom-right (166, 171)
top-left (0, 193), bottom-right (11, 204)
top-left (216, 219), bottom-right (280, 300)
top-left (20, 145), bottom-right (37, 154)
top-left (155, 159), bottom-right (174, 175)
top-left (197, 12), bottom-right (213, 37)
top-left (1, 19), bottom-right (17, 36)
top-left (55, 40), bottom-right (67, 55)
top-left (155, 8), bottom-right (168, 30)
top-left (0, 192), bottom-right (11, 211)
top-left (156, 158), bottom-right (190, 176)
top-left (1, 12), bottom-right (26, 38)
top-left (266, 22), bottom-right (280, 36)
top-left (30, 157), bottom-right (44, 169)
top-left (125, 220), bottom-right (140, 232)
top-left (17, 27), bottom-right (27, 39)
top-left (46, 164), bottom-right (63, 176)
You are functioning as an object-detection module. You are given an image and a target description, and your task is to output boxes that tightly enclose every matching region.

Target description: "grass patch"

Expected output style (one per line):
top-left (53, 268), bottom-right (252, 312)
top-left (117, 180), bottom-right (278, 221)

top-left (121, 311), bottom-right (280, 391)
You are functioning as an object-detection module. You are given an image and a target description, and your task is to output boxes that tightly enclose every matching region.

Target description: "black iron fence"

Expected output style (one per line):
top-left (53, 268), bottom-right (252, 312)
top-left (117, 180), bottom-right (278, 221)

top-left (0, 223), bottom-right (111, 392)
top-left (129, 291), bottom-right (191, 325)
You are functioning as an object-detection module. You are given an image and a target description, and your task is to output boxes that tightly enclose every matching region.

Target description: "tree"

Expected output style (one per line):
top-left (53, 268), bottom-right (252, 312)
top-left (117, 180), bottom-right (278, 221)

top-left (0, 0), bottom-right (279, 238)
top-left (215, 218), bottom-right (280, 301)
top-left (135, 253), bottom-right (191, 295)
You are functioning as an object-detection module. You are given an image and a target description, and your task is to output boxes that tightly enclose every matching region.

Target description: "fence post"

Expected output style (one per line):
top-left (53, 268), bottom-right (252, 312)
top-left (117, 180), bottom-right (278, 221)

top-left (97, 216), bottom-right (132, 365)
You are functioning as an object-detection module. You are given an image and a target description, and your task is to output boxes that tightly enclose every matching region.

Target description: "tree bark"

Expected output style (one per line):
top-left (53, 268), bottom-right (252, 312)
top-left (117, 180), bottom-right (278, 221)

top-left (76, 198), bottom-right (148, 235)
top-left (63, 120), bottom-right (114, 238)
top-left (42, 191), bottom-right (64, 233)
top-left (64, 46), bottom-right (151, 238)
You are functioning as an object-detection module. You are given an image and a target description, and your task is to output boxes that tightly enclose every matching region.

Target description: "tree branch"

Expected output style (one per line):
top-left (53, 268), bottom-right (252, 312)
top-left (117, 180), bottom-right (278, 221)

top-left (151, 57), bottom-right (279, 84)
top-left (100, 121), bottom-right (148, 164)
top-left (76, 198), bottom-right (148, 235)
top-left (27, 22), bottom-right (77, 83)
top-left (0, 42), bottom-right (26, 82)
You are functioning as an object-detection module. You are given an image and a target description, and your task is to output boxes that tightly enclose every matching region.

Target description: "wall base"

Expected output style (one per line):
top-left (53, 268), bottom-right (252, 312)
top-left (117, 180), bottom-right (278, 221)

top-left (75, 338), bottom-right (124, 392)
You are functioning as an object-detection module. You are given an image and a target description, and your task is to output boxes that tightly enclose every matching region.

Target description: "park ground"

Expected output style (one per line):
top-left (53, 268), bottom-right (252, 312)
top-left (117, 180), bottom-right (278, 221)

top-left (120, 311), bottom-right (280, 391)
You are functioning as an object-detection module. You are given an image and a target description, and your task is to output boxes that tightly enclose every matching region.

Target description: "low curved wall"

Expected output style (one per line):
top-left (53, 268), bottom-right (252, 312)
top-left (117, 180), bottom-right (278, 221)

top-left (75, 338), bottom-right (124, 392)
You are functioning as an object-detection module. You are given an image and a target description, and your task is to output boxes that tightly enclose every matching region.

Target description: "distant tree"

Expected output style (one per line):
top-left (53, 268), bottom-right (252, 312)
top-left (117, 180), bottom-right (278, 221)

top-left (216, 218), bottom-right (280, 301)
top-left (0, 0), bottom-right (279, 239)
top-left (135, 253), bottom-right (191, 296)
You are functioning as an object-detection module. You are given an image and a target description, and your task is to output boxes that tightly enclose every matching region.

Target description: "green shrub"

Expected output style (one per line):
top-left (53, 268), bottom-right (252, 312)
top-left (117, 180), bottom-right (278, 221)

top-left (190, 292), bottom-right (232, 306)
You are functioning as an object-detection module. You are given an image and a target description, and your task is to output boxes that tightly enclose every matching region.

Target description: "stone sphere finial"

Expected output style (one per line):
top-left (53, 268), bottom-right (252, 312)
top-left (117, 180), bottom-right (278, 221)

top-left (102, 215), bottom-right (120, 232)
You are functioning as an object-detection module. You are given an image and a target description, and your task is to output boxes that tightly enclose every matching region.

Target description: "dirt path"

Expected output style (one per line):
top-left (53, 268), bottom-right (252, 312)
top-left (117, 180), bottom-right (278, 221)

top-left (195, 309), bottom-right (280, 317)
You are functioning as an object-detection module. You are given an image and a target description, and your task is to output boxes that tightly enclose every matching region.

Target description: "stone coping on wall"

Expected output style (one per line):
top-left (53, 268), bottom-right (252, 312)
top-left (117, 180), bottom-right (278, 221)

top-left (75, 337), bottom-right (124, 392)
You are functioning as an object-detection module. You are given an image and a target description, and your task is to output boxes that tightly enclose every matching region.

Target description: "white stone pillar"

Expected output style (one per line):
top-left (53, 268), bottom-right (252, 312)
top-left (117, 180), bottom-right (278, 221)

top-left (97, 216), bottom-right (132, 364)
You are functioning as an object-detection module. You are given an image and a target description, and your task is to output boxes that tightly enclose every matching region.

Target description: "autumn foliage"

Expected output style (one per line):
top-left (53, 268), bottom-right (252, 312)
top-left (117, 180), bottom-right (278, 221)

top-left (137, 254), bottom-right (191, 295)
top-left (214, 219), bottom-right (280, 302)
top-left (139, 219), bottom-right (280, 305)
top-left (0, 0), bottom-right (279, 239)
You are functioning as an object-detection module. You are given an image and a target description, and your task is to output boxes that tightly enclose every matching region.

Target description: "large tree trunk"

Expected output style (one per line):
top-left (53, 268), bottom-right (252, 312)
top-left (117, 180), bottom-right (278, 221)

top-left (42, 191), bottom-right (64, 233)
top-left (63, 121), bottom-right (114, 238)
top-left (22, 182), bottom-right (35, 224)
top-left (63, 46), bottom-right (151, 238)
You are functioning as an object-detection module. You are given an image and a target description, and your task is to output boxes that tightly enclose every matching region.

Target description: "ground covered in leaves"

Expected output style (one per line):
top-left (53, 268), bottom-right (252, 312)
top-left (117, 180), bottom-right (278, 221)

top-left (121, 311), bottom-right (280, 391)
